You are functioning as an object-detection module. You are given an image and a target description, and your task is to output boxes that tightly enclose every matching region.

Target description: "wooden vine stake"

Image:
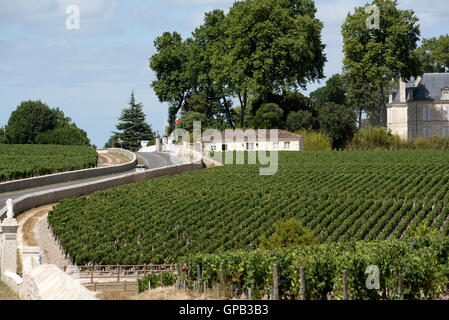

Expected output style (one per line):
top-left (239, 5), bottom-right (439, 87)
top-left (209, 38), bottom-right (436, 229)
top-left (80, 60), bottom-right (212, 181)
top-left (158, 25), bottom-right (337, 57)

top-left (197, 264), bottom-right (201, 282)
top-left (248, 287), bottom-right (253, 300)
top-left (273, 263), bottom-right (279, 300)
top-left (220, 263), bottom-right (225, 285)
top-left (398, 272), bottom-right (403, 300)
top-left (343, 270), bottom-right (348, 300)
top-left (300, 265), bottom-right (306, 300)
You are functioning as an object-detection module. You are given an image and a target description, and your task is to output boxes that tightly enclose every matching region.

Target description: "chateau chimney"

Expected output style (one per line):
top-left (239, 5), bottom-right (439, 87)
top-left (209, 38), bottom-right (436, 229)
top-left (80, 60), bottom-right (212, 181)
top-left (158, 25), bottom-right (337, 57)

top-left (399, 79), bottom-right (406, 103)
top-left (414, 76), bottom-right (422, 87)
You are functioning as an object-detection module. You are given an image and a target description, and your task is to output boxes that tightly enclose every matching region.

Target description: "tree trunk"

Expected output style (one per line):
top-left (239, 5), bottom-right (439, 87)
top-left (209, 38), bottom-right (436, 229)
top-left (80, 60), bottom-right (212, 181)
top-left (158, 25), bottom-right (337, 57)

top-left (238, 90), bottom-right (247, 129)
top-left (222, 96), bottom-right (235, 129)
top-left (358, 105), bottom-right (363, 130)
top-left (379, 82), bottom-right (387, 128)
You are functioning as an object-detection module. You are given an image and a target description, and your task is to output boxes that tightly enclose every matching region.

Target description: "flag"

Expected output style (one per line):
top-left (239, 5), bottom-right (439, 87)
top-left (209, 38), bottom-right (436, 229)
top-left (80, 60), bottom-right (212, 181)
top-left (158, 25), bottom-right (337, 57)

top-left (174, 118), bottom-right (179, 126)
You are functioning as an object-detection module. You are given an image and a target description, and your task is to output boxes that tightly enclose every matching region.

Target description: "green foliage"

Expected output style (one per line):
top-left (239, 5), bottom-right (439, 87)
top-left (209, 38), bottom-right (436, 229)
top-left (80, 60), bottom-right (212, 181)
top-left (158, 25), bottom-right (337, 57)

top-left (4, 100), bottom-right (91, 145)
top-left (150, 0), bottom-right (326, 130)
top-left (407, 222), bottom-right (438, 239)
top-left (49, 150), bottom-right (449, 266)
top-left (114, 92), bottom-right (154, 151)
top-left (5, 100), bottom-right (58, 144)
top-left (177, 112), bottom-right (210, 132)
top-left (252, 103), bottom-right (284, 129)
top-left (0, 144), bottom-right (98, 182)
top-left (417, 34), bottom-right (449, 73)
top-left (342, 0), bottom-right (422, 127)
top-left (137, 272), bottom-right (178, 293)
top-left (350, 127), bottom-right (395, 149)
top-left (150, 32), bottom-right (191, 132)
top-left (35, 125), bottom-right (90, 146)
top-left (186, 236), bottom-right (449, 300)
top-left (0, 127), bottom-right (6, 144)
top-left (146, 140), bottom-right (155, 147)
top-left (259, 218), bottom-right (315, 249)
top-left (104, 135), bottom-right (119, 148)
top-left (287, 110), bottom-right (314, 132)
top-left (310, 74), bottom-right (347, 107)
top-left (295, 130), bottom-right (331, 151)
top-left (348, 127), bottom-right (449, 150)
top-left (319, 103), bottom-right (357, 149)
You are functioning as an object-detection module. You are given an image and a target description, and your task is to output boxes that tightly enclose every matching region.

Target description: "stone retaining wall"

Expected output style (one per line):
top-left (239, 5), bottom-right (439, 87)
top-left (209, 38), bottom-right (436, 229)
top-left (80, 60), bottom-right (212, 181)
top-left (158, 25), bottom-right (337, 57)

top-left (0, 160), bottom-right (203, 220)
top-left (0, 148), bottom-right (137, 194)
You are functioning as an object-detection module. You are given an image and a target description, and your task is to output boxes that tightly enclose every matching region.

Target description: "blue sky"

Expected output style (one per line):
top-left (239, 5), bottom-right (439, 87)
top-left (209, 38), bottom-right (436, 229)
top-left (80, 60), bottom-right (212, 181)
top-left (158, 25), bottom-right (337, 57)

top-left (1, 0), bottom-right (448, 147)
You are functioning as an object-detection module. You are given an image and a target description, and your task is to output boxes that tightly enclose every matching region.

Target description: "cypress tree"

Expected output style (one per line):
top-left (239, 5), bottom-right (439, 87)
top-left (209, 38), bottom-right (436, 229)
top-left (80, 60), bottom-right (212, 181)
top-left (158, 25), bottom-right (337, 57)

top-left (114, 91), bottom-right (154, 151)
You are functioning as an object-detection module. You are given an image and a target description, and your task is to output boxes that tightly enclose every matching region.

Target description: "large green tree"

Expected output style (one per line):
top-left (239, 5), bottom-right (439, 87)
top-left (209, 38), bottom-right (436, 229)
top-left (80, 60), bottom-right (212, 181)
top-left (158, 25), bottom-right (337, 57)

top-left (150, 32), bottom-right (191, 133)
top-left (418, 35), bottom-right (449, 73)
top-left (4, 100), bottom-right (90, 145)
top-left (114, 92), bottom-right (154, 151)
top-left (342, 0), bottom-right (422, 127)
top-left (189, 10), bottom-right (235, 129)
top-left (221, 0), bottom-right (326, 127)
top-left (319, 103), bottom-right (357, 149)
top-left (5, 100), bottom-right (57, 144)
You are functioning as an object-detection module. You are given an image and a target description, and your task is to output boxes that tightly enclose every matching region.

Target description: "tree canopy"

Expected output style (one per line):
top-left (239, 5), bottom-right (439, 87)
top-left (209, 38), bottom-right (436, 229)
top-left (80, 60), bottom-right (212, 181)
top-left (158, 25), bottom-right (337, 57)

top-left (4, 100), bottom-right (91, 146)
top-left (342, 0), bottom-right (422, 127)
top-left (319, 103), bottom-right (357, 149)
top-left (418, 35), bottom-right (449, 73)
top-left (150, 0), bottom-right (326, 131)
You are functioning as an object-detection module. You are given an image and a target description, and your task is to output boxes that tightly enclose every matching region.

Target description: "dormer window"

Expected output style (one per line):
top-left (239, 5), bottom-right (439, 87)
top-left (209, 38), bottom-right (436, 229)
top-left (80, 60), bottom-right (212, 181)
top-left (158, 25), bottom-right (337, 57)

top-left (443, 91), bottom-right (449, 101)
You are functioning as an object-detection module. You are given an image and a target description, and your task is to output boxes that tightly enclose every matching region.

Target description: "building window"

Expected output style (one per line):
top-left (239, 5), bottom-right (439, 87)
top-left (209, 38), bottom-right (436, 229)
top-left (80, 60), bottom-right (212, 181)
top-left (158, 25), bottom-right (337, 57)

top-left (273, 142), bottom-right (279, 150)
top-left (246, 143), bottom-right (254, 150)
top-left (443, 127), bottom-right (449, 138)
top-left (222, 144), bottom-right (227, 151)
top-left (423, 107), bottom-right (430, 121)
top-left (423, 128), bottom-right (430, 138)
top-left (443, 107), bottom-right (449, 121)
top-left (211, 144), bottom-right (217, 151)
top-left (284, 142), bottom-right (290, 150)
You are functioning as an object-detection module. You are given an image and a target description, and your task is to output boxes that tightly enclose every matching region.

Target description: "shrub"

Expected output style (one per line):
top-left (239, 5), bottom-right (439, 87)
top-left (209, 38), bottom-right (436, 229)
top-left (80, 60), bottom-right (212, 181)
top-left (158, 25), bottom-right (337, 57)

top-left (259, 218), bottom-right (315, 250)
top-left (296, 130), bottom-right (332, 151)
top-left (350, 127), bottom-right (392, 149)
top-left (349, 128), bottom-right (449, 150)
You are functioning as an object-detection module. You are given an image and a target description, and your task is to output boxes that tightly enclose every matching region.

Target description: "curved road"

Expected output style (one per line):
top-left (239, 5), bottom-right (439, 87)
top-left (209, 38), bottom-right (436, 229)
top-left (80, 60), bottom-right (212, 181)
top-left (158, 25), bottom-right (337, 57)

top-left (0, 152), bottom-right (182, 205)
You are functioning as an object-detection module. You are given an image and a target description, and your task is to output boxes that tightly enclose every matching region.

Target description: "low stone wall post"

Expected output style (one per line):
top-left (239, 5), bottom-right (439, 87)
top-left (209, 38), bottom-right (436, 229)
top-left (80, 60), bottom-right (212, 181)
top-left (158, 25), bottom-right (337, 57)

top-left (1, 199), bottom-right (19, 281)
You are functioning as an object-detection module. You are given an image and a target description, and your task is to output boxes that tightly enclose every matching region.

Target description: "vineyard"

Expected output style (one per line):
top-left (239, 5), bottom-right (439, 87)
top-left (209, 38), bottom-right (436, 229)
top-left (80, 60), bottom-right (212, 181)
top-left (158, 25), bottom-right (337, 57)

top-left (49, 150), bottom-right (449, 266)
top-left (0, 144), bottom-right (98, 182)
top-left (183, 236), bottom-right (449, 300)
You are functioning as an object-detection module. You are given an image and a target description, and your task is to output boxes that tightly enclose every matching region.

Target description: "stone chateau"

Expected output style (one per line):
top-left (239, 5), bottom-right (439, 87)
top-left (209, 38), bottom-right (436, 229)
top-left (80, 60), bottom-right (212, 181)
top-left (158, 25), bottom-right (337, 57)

top-left (387, 73), bottom-right (449, 139)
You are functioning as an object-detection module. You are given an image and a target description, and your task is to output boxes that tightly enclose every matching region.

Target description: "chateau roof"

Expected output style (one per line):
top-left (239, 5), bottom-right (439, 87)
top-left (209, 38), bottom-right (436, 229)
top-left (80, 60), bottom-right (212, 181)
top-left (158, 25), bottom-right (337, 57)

top-left (390, 73), bottom-right (449, 104)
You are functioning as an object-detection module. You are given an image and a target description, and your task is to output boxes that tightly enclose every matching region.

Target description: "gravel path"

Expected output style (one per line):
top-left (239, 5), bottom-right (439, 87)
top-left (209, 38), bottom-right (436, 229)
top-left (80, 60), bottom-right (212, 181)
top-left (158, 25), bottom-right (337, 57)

top-left (33, 211), bottom-right (71, 267)
top-left (17, 205), bottom-right (71, 268)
